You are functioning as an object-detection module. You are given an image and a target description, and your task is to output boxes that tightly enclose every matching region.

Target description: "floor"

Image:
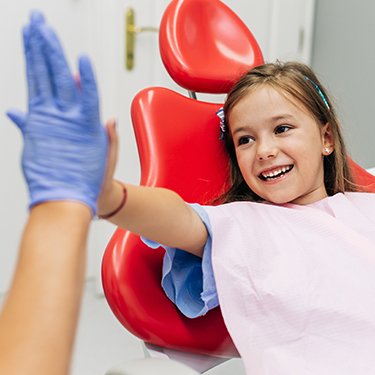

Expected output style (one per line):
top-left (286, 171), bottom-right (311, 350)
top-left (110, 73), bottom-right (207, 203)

top-left (70, 280), bottom-right (246, 375)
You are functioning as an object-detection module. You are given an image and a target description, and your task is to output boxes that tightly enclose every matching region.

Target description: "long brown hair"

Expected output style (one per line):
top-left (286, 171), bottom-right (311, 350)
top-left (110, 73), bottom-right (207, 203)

top-left (218, 61), bottom-right (357, 203)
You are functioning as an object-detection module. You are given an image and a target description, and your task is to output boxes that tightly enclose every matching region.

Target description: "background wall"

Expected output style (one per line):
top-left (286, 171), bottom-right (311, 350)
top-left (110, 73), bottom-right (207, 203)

top-left (312, 0), bottom-right (375, 168)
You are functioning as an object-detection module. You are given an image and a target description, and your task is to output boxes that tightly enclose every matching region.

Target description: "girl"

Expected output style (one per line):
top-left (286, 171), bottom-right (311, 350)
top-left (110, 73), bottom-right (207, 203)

top-left (98, 62), bottom-right (375, 374)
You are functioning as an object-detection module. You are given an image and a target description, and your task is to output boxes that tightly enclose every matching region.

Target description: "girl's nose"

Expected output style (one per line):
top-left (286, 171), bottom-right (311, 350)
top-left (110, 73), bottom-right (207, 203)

top-left (256, 140), bottom-right (278, 160)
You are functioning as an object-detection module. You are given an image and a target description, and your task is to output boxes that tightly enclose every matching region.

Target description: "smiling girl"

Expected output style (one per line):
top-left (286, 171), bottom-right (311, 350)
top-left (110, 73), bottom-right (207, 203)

top-left (99, 62), bottom-right (375, 374)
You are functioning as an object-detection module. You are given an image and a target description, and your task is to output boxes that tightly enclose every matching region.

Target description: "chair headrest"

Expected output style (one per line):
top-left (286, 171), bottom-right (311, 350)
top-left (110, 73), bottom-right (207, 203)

top-left (159, 0), bottom-right (264, 94)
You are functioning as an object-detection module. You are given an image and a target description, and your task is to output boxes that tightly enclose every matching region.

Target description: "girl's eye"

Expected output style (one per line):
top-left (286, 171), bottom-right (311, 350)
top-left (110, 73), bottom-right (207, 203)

top-left (275, 125), bottom-right (291, 134)
top-left (238, 136), bottom-right (254, 146)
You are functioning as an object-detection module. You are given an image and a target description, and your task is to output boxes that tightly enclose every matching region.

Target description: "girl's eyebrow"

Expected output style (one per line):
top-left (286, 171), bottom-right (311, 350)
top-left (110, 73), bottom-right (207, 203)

top-left (232, 114), bottom-right (295, 136)
top-left (232, 125), bottom-right (251, 137)
top-left (269, 114), bottom-right (295, 122)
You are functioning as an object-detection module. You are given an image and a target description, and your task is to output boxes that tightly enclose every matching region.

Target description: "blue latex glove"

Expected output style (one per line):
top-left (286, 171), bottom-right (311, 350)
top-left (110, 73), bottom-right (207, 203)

top-left (7, 11), bottom-right (108, 216)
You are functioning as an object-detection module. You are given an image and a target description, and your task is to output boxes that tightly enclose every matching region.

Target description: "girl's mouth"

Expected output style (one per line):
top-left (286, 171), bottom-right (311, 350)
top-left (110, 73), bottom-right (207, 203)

top-left (259, 165), bottom-right (293, 181)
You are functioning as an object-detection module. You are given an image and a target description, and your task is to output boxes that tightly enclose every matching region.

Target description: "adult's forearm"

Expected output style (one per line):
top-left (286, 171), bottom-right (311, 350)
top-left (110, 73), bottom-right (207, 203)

top-left (0, 201), bottom-right (91, 375)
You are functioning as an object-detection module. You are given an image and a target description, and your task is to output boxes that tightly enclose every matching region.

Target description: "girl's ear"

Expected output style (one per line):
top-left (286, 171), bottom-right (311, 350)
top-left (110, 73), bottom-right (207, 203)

top-left (322, 122), bottom-right (334, 155)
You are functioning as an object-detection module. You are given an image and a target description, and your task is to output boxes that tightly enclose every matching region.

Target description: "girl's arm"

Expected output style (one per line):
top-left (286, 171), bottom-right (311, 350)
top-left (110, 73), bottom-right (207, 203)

top-left (97, 121), bottom-right (208, 258)
top-left (0, 201), bottom-right (91, 375)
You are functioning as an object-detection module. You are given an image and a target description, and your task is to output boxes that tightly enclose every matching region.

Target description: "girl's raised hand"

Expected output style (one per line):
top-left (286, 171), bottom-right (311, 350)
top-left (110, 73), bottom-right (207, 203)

top-left (97, 118), bottom-right (122, 217)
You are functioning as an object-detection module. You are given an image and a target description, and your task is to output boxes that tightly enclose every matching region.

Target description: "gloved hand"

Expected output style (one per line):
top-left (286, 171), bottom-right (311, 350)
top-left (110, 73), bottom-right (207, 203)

top-left (7, 11), bottom-right (108, 216)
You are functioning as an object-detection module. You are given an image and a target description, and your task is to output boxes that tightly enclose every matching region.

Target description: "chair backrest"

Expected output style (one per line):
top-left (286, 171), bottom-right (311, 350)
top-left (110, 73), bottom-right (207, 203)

top-left (159, 0), bottom-right (263, 93)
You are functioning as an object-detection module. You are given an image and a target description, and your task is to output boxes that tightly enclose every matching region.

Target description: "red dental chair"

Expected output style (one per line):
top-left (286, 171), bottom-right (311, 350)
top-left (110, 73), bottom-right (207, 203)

top-left (101, 0), bottom-right (375, 374)
top-left (102, 0), bottom-right (262, 373)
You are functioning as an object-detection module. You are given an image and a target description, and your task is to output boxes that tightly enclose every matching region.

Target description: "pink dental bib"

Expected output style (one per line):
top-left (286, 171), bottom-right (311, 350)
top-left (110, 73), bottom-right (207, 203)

top-left (204, 193), bottom-right (375, 375)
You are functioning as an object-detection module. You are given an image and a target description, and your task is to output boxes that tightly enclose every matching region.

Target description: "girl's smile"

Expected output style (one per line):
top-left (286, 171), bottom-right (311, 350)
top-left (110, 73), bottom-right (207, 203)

top-left (229, 86), bottom-right (334, 205)
top-left (259, 164), bottom-right (293, 181)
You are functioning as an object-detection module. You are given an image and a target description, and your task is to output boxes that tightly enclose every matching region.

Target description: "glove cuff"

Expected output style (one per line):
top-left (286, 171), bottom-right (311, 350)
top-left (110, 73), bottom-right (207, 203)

top-left (29, 189), bottom-right (97, 217)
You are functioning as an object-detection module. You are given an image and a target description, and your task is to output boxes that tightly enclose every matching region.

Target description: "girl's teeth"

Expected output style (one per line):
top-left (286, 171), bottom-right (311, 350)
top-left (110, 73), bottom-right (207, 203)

top-left (262, 166), bottom-right (292, 179)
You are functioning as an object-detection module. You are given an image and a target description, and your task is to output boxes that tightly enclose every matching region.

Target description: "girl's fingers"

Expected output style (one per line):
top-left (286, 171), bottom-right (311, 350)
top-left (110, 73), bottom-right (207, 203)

top-left (105, 118), bottom-right (118, 182)
top-left (97, 118), bottom-right (118, 210)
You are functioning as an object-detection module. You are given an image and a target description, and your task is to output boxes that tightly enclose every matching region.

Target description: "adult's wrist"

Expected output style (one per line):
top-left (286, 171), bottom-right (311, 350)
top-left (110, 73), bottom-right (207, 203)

top-left (29, 201), bottom-right (92, 227)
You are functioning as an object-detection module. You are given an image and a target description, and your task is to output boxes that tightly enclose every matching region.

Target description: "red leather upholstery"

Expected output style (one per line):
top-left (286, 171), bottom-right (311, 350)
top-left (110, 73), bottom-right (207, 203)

top-left (348, 158), bottom-right (375, 192)
top-left (159, 0), bottom-right (264, 93)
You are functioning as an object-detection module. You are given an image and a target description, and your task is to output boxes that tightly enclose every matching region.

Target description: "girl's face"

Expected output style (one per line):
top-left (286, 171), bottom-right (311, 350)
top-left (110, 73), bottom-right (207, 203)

top-left (228, 86), bottom-right (333, 205)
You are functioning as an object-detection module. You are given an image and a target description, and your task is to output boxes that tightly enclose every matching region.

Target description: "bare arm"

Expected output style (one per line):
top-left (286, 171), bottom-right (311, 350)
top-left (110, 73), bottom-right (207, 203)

top-left (0, 201), bottom-right (91, 375)
top-left (106, 182), bottom-right (207, 257)
top-left (97, 121), bottom-right (208, 258)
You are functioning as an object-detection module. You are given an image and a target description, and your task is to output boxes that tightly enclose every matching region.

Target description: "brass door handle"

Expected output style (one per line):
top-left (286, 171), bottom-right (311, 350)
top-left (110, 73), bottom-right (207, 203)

top-left (126, 8), bottom-right (158, 70)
